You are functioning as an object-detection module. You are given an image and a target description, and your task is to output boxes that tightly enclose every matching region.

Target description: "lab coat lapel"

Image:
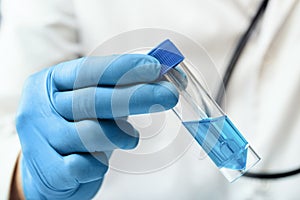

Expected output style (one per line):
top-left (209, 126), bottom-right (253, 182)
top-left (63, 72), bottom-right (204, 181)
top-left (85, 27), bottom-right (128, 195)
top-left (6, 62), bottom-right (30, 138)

top-left (255, 0), bottom-right (297, 58)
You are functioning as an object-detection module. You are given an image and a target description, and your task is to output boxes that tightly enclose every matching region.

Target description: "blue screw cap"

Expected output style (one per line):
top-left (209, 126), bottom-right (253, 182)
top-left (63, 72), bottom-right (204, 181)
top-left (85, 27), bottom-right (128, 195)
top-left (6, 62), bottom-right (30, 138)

top-left (148, 39), bottom-right (184, 75)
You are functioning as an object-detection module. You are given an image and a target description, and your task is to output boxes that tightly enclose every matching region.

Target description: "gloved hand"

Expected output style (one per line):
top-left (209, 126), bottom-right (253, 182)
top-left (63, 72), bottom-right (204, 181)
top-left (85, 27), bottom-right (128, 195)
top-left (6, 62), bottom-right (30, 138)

top-left (16, 54), bottom-right (179, 199)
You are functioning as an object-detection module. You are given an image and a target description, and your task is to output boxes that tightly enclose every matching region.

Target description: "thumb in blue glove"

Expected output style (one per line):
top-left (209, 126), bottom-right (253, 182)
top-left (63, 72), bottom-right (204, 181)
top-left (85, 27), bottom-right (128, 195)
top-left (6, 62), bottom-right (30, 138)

top-left (16, 54), bottom-right (179, 199)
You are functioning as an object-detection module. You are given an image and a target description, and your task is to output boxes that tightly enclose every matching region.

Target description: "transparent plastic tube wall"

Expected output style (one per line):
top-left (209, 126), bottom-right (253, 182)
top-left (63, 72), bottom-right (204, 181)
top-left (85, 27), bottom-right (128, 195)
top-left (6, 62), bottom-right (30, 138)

top-left (148, 39), bottom-right (260, 182)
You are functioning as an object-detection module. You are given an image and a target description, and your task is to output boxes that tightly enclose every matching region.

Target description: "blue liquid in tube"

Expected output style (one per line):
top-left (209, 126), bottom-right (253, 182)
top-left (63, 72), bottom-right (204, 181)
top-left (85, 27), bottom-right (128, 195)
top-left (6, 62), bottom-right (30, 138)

top-left (183, 116), bottom-right (248, 170)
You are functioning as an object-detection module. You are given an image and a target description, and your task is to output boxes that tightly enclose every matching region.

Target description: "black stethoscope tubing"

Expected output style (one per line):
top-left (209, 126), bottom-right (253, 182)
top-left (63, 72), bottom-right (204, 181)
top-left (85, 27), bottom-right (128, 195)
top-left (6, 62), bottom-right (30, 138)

top-left (216, 0), bottom-right (300, 179)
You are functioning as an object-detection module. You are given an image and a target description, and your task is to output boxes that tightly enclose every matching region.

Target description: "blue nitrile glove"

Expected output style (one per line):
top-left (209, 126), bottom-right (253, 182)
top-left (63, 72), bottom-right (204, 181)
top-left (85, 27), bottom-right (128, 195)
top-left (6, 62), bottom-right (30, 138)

top-left (16, 54), bottom-right (179, 200)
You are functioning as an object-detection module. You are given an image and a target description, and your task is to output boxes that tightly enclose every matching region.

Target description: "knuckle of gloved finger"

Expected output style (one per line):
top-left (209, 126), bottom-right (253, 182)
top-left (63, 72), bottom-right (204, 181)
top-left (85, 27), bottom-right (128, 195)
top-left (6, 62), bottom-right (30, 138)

top-left (20, 74), bottom-right (39, 97)
top-left (107, 120), bottom-right (140, 150)
top-left (15, 114), bottom-right (41, 160)
top-left (153, 81), bottom-right (179, 109)
top-left (15, 111), bottom-right (31, 138)
top-left (112, 133), bottom-right (139, 150)
top-left (24, 68), bottom-right (50, 88)
top-left (19, 141), bottom-right (31, 158)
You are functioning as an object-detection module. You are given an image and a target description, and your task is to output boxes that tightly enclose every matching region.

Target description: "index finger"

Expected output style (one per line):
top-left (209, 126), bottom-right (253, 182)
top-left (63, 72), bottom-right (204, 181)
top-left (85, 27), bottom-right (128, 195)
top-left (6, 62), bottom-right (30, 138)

top-left (52, 54), bottom-right (161, 91)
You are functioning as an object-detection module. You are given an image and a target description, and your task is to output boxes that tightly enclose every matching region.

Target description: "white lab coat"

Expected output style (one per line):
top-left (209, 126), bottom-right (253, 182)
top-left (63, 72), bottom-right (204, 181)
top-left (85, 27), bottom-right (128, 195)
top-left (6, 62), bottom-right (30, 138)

top-left (0, 0), bottom-right (300, 199)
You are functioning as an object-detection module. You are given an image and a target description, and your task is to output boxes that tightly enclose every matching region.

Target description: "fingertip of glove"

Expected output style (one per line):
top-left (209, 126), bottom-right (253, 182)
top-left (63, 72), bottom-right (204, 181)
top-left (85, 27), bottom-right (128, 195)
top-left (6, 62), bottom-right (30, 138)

top-left (113, 119), bottom-right (140, 150)
top-left (153, 81), bottom-right (179, 112)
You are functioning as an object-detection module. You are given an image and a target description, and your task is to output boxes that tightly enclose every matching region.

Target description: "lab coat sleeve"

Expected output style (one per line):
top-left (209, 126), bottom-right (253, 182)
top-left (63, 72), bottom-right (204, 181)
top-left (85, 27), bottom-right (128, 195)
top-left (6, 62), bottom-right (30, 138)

top-left (0, 116), bottom-right (21, 200)
top-left (0, 0), bottom-right (79, 198)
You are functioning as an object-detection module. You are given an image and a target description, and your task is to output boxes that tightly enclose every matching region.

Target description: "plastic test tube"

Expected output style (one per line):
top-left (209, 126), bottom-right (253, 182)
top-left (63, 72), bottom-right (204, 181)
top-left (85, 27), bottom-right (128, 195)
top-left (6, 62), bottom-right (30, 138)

top-left (148, 39), bottom-right (260, 182)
